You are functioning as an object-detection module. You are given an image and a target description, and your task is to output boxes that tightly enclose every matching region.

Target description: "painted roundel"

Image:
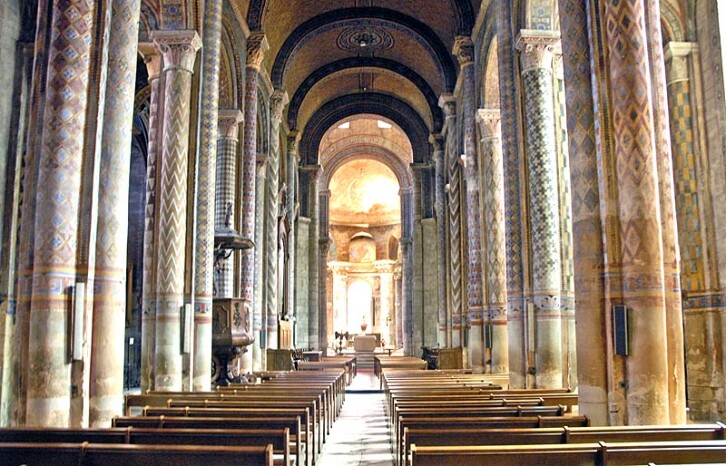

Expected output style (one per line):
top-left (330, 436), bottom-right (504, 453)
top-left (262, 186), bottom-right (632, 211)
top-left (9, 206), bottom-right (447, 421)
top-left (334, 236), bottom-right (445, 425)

top-left (337, 26), bottom-right (394, 52)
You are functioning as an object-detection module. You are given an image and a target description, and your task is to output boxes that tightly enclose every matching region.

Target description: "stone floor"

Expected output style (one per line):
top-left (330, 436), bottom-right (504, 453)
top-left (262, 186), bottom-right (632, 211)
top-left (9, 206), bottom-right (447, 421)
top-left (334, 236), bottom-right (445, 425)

top-left (316, 371), bottom-right (394, 466)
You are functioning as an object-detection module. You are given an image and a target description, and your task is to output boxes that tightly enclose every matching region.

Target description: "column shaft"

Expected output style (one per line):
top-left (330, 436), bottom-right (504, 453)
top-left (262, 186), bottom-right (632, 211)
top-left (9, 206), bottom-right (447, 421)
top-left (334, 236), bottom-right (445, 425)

top-left (319, 190), bottom-right (331, 350)
top-left (401, 190), bottom-right (415, 357)
top-left (644, 0), bottom-right (686, 424)
top-left (604, 0), bottom-right (670, 424)
top-left (455, 37), bottom-right (484, 372)
top-left (27, 0), bottom-right (99, 426)
top-left (214, 111), bottom-right (243, 298)
top-left (192, 0), bottom-right (225, 392)
top-left (431, 136), bottom-right (449, 346)
top-left (152, 30), bottom-right (201, 392)
top-left (90, 0), bottom-right (140, 426)
top-left (138, 43), bottom-right (162, 393)
top-left (556, 0), bottom-right (608, 425)
top-left (477, 109), bottom-right (509, 375)
top-left (286, 136), bottom-right (298, 331)
top-left (252, 160), bottom-right (267, 370)
top-left (497, 0), bottom-right (526, 388)
top-left (302, 166), bottom-right (321, 349)
top-left (517, 30), bottom-right (563, 389)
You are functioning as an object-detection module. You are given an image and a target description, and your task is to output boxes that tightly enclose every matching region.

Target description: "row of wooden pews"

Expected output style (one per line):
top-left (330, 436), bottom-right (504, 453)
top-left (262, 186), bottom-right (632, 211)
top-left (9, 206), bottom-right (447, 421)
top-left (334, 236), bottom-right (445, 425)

top-left (382, 368), bottom-right (726, 466)
top-left (0, 368), bottom-right (347, 466)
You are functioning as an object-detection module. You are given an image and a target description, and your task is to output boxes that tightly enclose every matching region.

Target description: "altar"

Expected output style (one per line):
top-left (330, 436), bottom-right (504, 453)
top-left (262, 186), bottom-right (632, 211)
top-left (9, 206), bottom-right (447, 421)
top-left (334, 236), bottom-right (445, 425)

top-left (353, 334), bottom-right (377, 352)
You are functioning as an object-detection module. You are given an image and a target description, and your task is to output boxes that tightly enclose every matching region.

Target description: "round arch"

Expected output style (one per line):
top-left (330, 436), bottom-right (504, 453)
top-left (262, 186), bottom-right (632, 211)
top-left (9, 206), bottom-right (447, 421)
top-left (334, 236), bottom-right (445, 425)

top-left (320, 145), bottom-right (414, 194)
top-left (270, 8), bottom-right (457, 91)
top-left (299, 93), bottom-right (431, 165)
top-left (288, 57), bottom-right (442, 132)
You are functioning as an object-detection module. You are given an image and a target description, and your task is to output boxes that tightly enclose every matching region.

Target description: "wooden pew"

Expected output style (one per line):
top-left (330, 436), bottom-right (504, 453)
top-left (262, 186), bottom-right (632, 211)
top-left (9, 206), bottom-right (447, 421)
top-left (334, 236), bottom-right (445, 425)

top-left (141, 407), bottom-right (314, 466)
top-left (402, 424), bottom-right (726, 466)
top-left (0, 442), bottom-right (274, 466)
top-left (409, 440), bottom-right (726, 466)
top-left (0, 427), bottom-right (291, 466)
top-left (113, 415), bottom-right (305, 466)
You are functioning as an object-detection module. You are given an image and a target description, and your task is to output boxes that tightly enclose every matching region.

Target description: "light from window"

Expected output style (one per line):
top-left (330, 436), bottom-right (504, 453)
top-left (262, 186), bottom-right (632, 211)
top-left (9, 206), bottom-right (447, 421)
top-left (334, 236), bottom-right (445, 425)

top-left (377, 120), bottom-right (392, 129)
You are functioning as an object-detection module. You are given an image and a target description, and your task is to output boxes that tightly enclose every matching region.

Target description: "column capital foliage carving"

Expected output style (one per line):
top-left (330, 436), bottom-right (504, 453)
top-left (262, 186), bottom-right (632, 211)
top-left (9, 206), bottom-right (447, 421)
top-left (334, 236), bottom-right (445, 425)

top-left (288, 135), bottom-right (299, 157)
top-left (438, 94), bottom-right (456, 116)
top-left (429, 133), bottom-right (444, 151)
top-left (218, 109), bottom-right (244, 140)
top-left (665, 41), bottom-right (697, 83)
top-left (453, 36), bottom-right (475, 67)
top-left (476, 108), bottom-right (502, 138)
top-left (270, 90), bottom-right (289, 125)
top-left (247, 32), bottom-right (269, 70)
top-left (515, 29), bottom-right (560, 73)
top-left (151, 30), bottom-right (202, 73)
top-left (138, 42), bottom-right (163, 80)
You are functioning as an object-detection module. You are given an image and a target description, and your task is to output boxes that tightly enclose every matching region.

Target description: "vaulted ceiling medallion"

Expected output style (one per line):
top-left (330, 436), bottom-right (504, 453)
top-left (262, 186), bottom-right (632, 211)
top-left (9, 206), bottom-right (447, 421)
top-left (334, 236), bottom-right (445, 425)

top-left (337, 26), bottom-right (394, 52)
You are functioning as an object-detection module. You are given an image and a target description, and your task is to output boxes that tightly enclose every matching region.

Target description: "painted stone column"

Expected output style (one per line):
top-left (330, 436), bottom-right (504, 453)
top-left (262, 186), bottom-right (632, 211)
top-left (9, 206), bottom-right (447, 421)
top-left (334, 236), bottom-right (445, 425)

top-left (151, 30), bottom-right (201, 392)
top-left (330, 264), bottom-right (349, 334)
top-left (26, 0), bottom-right (101, 427)
top-left (440, 95), bottom-right (463, 348)
top-left (603, 0), bottom-right (670, 425)
top-left (265, 91), bottom-right (289, 350)
top-left (214, 110), bottom-right (244, 298)
top-left (251, 158), bottom-right (267, 370)
top-left (138, 42), bottom-right (163, 393)
top-left (476, 109), bottom-right (509, 375)
top-left (556, 0), bottom-right (609, 425)
top-left (301, 165), bottom-right (321, 348)
top-left (241, 33), bottom-right (268, 358)
top-left (376, 261), bottom-right (395, 346)
top-left (192, 0), bottom-right (225, 392)
top-left (516, 30), bottom-right (563, 389)
top-left (644, 1), bottom-right (686, 424)
top-left (394, 266), bottom-right (403, 348)
top-left (89, 0), bottom-right (141, 427)
top-left (454, 37), bottom-right (484, 372)
top-left (286, 134), bottom-right (299, 329)
top-left (497, 0), bottom-right (527, 389)
top-left (319, 189), bottom-right (331, 350)
top-left (665, 42), bottom-right (713, 420)
top-left (430, 134), bottom-right (449, 346)
top-left (401, 188), bottom-right (415, 357)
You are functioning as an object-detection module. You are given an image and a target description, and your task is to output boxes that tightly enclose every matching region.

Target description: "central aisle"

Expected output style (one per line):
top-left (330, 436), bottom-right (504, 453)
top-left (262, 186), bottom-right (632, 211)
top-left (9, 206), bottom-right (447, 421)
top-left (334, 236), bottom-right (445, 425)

top-left (316, 373), bottom-right (394, 466)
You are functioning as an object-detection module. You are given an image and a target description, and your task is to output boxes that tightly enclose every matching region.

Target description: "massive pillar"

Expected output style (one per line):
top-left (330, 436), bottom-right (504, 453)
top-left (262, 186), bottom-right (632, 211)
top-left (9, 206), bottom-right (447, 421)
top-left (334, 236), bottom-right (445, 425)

top-left (214, 110), bottom-right (244, 298)
top-left (192, 0), bottom-right (225, 392)
top-left (319, 190), bottom-right (331, 350)
top-left (138, 43), bottom-right (163, 393)
top-left (431, 135), bottom-right (449, 347)
top-left (666, 42), bottom-right (716, 420)
top-left (152, 30), bottom-right (201, 392)
top-left (264, 91), bottom-right (288, 350)
top-left (26, 0), bottom-right (104, 427)
top-left (286, 135), bottom-right (299, 335)
top-left (241, 33), bottom-right (268, 368)
top-left (602, 0), bottom-right (670, 425)
top-left (476, 109), bottom-right (509, 375)
top-left (300, 165), bottom-right (321, 349)
top-left (440, 95), bottom-right (463, 348)
top-left (496, 0), bottom-right (527, 389)
top-left (516, 30), bottom-right (563, 389)
top-left (90, 0), bottom-right (141, 426)
top-left (401, 188), bottom-right (415, 356)
top-left (644, 0), bottom-right (686, 424)
top-left (454, 37), bottom-right (484, 372)
top-left (556, 0), bottom-right (608, 424)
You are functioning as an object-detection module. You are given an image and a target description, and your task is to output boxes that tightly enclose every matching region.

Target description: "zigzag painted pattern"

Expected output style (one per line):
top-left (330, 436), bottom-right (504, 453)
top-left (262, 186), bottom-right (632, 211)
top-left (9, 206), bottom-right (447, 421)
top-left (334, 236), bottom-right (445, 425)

top-left (156, 68), bottom-right (192, 296)
top-left (143, 77), bottom-right (161, 311)
top-left (265, 120), bottom-right (281, 328)
top-left (447, 132), bottom-right (463, 331)
top-left (433, 147), bottom-right (448, 331)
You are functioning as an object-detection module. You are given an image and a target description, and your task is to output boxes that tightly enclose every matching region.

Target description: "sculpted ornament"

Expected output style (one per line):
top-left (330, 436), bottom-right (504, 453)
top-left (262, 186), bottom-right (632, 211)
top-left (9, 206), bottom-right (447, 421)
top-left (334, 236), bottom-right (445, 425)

top-left (246, 32), bottom-right (269, 70)
top-left (151, 30), bottom-right (202, 73)
top-left (453, 36), bottom-right (475, 66)
top-left (515, 30), bottom-right (560, 73)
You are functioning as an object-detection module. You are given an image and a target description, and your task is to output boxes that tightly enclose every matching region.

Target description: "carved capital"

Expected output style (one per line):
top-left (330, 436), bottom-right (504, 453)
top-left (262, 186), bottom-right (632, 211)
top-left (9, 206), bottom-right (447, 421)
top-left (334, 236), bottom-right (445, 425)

top-left (247, 32), bottom-right (269, 70)
top-left (476, 108), bottom-right (501, 139)
top-left (429, 133), bottom-right (444, 152)
top-left (438, 94), bottom-right (456, 115)
top-left (665, 42), bottom-right (697, 84)
top-left (138, 42), bottom-right (162, 80)
top-left (217, 109), bottom-right (244, 140)
top-left (515, 30), bottom-right (560, 73)
top-left (453, 36), bottom-right (475, 67)
top-left (151, 30), bottom-right (202, 73)
top-left (270, 90), bottom-right (289, 125)
top-left (287, 133), bottom-right (299, 158)
top-left (374, 260), bottom-right (396, 274)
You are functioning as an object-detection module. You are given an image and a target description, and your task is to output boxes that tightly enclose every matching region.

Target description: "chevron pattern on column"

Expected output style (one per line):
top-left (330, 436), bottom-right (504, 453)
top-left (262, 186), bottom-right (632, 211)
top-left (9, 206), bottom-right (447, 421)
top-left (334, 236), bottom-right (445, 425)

top-left (447, 137), bottom-right (463, 331)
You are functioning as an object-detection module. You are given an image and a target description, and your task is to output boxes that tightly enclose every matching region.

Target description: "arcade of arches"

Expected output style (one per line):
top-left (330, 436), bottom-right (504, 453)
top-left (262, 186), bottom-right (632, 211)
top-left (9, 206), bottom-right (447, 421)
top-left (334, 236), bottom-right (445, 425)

top-left (0, 0), bottom-right (726, 430)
